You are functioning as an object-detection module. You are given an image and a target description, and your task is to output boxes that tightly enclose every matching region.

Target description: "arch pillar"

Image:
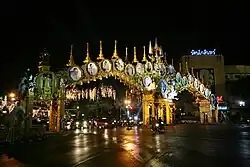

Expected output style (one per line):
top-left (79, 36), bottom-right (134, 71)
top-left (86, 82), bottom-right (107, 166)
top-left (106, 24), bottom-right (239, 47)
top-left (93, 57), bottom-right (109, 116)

top-left (198, 99), bottom-right (213, 124)
top-left (142, 95), bottom-right (175, 126)
top-left (169, 101), bottom-right (176, 124)
top-left (157, 99), bottom-right (174, 125)
top-left (142, 92), bottom-right (154, 125)
top-left (157, 102), bottom-right (164, 121)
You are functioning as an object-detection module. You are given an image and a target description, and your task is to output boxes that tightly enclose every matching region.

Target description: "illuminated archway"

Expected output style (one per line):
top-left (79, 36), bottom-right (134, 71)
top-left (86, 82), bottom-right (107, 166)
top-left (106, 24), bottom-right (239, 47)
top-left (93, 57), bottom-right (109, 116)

top-left (63, 39), bottom-right (215, 125)
top-left (29, 39), bottom-right (216, 132)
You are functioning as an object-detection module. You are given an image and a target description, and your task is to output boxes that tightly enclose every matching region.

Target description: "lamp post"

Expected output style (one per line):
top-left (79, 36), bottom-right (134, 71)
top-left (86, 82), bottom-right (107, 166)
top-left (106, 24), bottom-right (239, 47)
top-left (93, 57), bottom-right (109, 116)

top-left (124, 99), bottom-right (131, 118)
top-left (8, 92), bottom-right (16, 102)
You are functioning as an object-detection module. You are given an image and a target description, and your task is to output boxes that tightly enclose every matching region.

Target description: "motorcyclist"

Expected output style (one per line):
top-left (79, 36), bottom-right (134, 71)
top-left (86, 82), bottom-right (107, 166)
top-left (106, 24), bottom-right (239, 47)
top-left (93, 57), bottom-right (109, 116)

top-left (158, 117), bottom-right (163, 125)
top-left (158, 117), bottom-right (164, 130)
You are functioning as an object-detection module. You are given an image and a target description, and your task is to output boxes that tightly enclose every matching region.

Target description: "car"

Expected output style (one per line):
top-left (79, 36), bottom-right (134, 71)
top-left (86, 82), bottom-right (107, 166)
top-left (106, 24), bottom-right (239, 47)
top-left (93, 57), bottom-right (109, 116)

top-left (96, 119), bottom-right (108, 129)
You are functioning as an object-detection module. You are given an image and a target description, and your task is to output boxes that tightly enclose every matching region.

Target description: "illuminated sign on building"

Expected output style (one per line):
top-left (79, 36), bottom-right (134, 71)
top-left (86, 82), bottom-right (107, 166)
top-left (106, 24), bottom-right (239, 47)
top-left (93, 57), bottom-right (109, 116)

top-left (218, 106), bottom-right (229, 110)
top-left (191, 49), bottom-right (216, 56)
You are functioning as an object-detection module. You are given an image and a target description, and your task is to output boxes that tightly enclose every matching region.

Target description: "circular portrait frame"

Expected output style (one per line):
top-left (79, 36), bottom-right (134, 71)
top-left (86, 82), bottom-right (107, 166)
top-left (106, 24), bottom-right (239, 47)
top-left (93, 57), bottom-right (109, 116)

top-left (136, 63), bottom-right (144, 75)
top-left (145, 62), bottom-right (153, 73)
top-left (68, 66), bottom-right (83, 82)
top-left (100, 59), bottom-right (112, 73)
top-left (143, 76), bottom-right (152, 88)
top-left (113, 58), bottom-right (125, 72)
top-left (86, 61), bottom-right (99, 76)
top-left (125, 64), bottom-right (135, 76)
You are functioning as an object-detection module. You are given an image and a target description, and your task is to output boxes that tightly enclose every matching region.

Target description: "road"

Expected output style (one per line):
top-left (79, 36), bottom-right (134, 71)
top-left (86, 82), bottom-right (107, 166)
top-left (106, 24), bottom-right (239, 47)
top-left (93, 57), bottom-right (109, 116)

top-left (0, 125), bottom-right (250, 167)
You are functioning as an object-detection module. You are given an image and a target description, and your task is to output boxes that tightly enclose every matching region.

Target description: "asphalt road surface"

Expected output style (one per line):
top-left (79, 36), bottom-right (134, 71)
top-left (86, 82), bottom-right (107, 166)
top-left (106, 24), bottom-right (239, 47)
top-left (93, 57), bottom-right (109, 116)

top-left (0, 125), bottom-right (250, 167)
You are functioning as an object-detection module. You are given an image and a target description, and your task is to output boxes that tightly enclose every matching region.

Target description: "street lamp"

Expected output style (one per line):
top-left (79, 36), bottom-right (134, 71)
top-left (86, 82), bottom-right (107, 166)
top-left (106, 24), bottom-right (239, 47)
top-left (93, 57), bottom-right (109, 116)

top-left (9, 92), bottom-right (15, 98)
top-left (124, 99), bottom-right (131, 118)
top-left (9, 92), bottom-right (16, 101)
top-left (124, 99), bottom-right (131, 105)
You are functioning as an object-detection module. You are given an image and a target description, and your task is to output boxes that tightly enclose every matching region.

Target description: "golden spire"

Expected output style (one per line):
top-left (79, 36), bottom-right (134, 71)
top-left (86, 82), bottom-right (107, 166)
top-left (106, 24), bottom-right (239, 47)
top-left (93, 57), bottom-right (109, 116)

top-left (155, 46), bottom-right (159, 57)
top-left (154, 38), bottom-right (159, 50)
top-left (67, 44), bottom-right (75, 66)
top-left (133, 47), bottom-right (138, 63)
top-left (163, 53), bottom-right (167, 64)
top-left (83, 43), bottom-right (91, 63)
top-left (97, 40), bottom-right (104, 60)
top-left (112, 40), bottom-right (119, 59)
top-left (125, 47), bottom-right (128, 62)
top-left (185, 61), bottom-right (190, 74)
top-left (179, 63), bottom-right (182, 73)
top-left (142, 46), bottom-right (147, 63)
top-left (149, 41), bottom-right (153, 54)
top-left (159, 46), bottom-right (163, 55)
top-left (191, 67), bottom-right (195, 76)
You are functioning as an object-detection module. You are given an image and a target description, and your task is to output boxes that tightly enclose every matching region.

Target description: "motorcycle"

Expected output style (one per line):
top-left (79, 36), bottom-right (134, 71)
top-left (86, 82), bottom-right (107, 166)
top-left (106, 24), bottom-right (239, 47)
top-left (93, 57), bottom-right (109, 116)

top-left (151, 122), bottom-right (165, 134)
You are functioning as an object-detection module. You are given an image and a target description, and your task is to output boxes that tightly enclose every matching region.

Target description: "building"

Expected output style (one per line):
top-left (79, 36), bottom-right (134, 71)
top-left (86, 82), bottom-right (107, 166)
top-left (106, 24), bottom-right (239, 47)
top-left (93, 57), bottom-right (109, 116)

top-left (180, 50), bottom-right (226, 97)
top-left (180, 49), bottom-right (250, 98)
top-left (224, 65), bottom-right (250, 81)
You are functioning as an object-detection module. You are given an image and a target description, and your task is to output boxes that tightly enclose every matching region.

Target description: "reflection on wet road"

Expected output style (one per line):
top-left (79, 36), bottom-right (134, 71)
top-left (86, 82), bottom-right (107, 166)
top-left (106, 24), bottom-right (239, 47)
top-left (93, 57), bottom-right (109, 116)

top-left (1, 125), bottom-right (250, 166)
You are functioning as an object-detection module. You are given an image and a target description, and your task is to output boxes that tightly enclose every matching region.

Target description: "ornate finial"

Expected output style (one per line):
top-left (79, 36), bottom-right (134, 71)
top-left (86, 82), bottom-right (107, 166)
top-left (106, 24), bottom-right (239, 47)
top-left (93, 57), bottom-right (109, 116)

top-left (112, 40), bottom-right (119, 59)
top-left (154, 38), bottom-right (159, 50)
top-left (97, 40), bottom-right (104, 60)
top-left (83, 43), bottom-right (91, 63)
top-left (155, 47), bottom-right (159, 57)
top-left (142, 46), bottom-right (147, 63)
top-left (125, 47), bottom-right (128, 62)
top-left (171, 58), bottom-right (174, 66)
top-left (162, 52), bottom-right (167, 64)
top-left (191, 67), bottom-right (194, 76)
top-left (185, 61), bottom-right (189, 74)
top-left (148, 41), bottom-right (155, 62)
top-left (133, 47), bottom-right (138, 63)
top-left (149, 41), bottom-right (153, 54)
top-left (159, 46), bottom-right (163, 55)
top-left (179, 63), bottom-right (182, 72)
top-left (70, 45), bottom-right (73, 55)
top-left (66, 45), bottom-right (75, 66)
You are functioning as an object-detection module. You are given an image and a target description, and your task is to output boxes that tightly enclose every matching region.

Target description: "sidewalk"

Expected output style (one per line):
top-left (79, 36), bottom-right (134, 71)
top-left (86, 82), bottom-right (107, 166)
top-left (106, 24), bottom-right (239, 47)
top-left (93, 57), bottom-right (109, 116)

top-left (0, 154), bottom-right (27, 167)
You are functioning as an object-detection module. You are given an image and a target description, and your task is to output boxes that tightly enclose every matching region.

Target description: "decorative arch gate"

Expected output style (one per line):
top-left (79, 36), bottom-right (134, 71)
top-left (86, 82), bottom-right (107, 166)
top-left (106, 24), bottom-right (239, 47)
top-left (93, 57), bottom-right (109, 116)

top-left (25, 39), bottom-right (217, 132)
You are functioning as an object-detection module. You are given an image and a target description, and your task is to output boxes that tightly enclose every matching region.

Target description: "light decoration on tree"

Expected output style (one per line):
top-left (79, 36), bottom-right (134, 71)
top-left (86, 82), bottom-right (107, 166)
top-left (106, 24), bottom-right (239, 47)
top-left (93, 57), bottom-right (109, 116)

top-left (66, 85), bottom-right (116, 101)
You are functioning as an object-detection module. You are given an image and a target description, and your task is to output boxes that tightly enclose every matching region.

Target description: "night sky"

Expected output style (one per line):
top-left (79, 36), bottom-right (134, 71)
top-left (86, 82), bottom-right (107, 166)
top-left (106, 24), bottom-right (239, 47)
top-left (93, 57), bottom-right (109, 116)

top-left (0, 2), bottom-right (247, 94)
